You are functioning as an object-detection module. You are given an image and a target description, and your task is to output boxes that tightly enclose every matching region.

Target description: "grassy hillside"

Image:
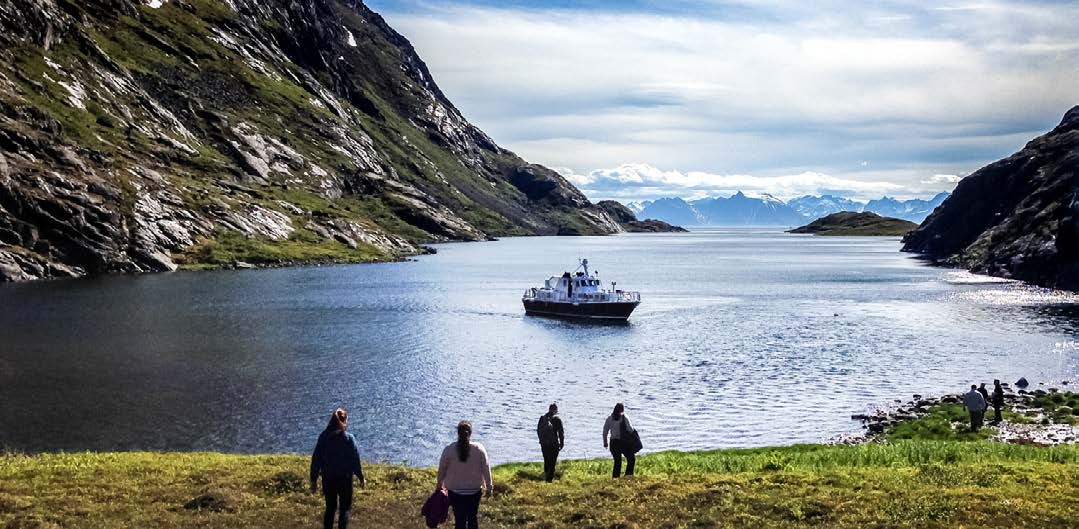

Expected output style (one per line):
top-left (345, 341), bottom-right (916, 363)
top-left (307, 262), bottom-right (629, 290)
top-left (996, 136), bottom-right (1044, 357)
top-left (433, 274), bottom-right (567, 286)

top-left (2, 442), bottom-right (1076, 528)
top-left (0, 0), bottom-right (619, 281)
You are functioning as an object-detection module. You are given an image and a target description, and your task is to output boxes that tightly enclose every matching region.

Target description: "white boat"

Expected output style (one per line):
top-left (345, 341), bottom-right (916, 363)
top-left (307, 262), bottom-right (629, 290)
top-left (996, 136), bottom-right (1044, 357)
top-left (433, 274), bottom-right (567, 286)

top-left (522, 259), bottom-right (641, 320)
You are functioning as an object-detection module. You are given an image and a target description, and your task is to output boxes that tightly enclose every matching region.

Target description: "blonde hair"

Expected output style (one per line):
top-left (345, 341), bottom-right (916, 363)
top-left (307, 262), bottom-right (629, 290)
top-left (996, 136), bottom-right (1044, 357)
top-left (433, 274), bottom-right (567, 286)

top-left (326, 408), bottom-right (348, 432)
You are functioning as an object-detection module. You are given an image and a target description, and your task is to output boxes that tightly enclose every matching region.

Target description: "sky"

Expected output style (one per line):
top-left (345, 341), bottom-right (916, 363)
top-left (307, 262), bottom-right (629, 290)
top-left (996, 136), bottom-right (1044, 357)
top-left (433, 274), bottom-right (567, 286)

top-left (366, 0), bottom-right (1079, 201)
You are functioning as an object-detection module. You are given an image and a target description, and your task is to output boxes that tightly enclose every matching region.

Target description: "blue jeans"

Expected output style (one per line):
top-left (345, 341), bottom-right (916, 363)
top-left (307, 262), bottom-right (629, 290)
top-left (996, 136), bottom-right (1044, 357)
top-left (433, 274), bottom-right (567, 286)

top-left (448, 491), bottom-right (481, 529)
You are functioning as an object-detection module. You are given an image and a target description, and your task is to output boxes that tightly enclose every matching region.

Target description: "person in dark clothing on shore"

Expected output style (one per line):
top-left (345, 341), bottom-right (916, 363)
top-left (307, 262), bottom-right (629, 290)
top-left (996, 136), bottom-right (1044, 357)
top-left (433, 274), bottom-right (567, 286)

top-left (977, 383), bottom-right (990, 403)
top-left (537, 403), bottom-right (565, 483)
top-left (991, 380), bottom-right (1006, 424)
top-left (311, 409), bottom-right (366, 529)
top-left (602, 403), bottom-right (637, 478)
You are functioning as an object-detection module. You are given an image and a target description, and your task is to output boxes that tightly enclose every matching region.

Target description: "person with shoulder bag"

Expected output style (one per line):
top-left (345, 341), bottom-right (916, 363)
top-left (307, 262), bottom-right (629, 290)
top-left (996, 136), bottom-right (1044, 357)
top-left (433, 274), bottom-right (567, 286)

top-left (602, 402), bottom-right (641, 478)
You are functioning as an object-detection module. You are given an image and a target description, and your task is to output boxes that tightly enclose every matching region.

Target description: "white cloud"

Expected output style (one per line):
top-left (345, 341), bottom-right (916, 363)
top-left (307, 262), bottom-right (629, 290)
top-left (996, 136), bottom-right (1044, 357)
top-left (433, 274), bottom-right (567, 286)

top-left (558, 163), bottom-right (916, 201)
top-left (371, 0), bottom-right (1079, 199)
top-left (922, 174), bottom-right (964, 185)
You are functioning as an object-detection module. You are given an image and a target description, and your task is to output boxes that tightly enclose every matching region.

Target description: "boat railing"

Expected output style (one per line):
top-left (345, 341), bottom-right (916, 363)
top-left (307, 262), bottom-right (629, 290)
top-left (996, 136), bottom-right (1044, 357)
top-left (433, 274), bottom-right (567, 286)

top-left (524, 288), bottom-right (640, 303)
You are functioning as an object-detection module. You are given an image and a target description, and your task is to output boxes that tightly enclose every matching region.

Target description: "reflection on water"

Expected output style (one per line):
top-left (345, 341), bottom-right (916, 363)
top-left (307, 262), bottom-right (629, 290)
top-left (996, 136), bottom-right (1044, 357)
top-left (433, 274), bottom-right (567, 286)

top-left (0, 228), bottom-right (1076, 464)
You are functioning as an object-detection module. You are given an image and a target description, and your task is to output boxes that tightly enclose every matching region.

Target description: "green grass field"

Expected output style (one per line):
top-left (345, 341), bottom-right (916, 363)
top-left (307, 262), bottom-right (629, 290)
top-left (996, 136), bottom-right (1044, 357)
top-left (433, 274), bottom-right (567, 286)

top-left (2, 442), bottom-right (1076, 528)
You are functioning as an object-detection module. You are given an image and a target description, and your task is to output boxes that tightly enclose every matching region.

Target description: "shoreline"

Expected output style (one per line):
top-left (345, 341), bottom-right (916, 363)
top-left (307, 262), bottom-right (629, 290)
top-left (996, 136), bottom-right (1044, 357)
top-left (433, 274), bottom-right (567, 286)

top-left (3, 386), bottom-right (1074, 463)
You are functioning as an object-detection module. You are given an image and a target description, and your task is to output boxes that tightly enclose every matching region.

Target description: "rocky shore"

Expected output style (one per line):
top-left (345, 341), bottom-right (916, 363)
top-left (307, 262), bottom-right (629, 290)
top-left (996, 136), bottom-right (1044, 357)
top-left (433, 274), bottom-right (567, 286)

top-left (842, 379), bottom-right (1077, 446)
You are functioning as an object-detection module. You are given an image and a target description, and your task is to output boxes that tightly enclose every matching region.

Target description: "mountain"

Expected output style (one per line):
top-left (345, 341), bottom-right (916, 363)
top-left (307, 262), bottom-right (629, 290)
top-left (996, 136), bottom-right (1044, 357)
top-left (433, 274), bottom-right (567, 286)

top-left (629, 192), bottom-right (950, 227)
top-left (596, 201), bottom-right (687, 233)
top-left (788, 212), bottom-right (917, 236)
top-left (638, 197), bottom-right (704, 226)
top-left (903, 106), bottom-right (1079, 290)
top-left (788, 194), bottom-right (865, 220)
top-left (692, 192), bottom-right (805, 226)
top-left (624, 201), bottom-right (649, 215)
top-left (0, 0), bottom-right (621, 281)
top-left (865, 193), bottom-right (949, 222)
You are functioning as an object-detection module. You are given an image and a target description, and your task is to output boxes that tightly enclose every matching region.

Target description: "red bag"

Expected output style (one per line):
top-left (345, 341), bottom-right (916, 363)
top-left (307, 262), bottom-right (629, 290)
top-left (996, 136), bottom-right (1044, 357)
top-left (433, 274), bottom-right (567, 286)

top-left (421, 488), bottom-right (450, 528)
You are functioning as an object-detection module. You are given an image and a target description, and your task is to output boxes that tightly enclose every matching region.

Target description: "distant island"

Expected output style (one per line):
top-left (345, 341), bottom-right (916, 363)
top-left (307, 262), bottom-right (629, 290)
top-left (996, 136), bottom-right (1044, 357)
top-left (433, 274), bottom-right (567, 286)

top-left (787, 211), bottom-right (918, 236)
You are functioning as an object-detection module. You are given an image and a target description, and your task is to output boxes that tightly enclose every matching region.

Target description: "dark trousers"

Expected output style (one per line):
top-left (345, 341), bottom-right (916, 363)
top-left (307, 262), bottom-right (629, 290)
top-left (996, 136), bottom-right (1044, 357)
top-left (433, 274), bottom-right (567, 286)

top-left (610, 438), bottom-right (635, 478)
top-left (322, 475), bottom-right (353, 529)
top-left (969, 409), bottom-right (985, 431)
top-left (541, 444), bottom-right (560, 482)
top-left (993, 404), bottom-right (1002, 423)
top-left (448, 491), bottom-right (481, 529)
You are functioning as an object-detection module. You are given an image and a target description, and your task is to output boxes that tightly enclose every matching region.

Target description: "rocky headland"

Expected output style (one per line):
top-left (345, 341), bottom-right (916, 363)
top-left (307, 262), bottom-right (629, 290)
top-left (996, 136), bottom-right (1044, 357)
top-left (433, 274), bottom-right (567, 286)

top-left (596, 200), bottom-right (688, 233)
top-left (903, 106), bottom-right (1079, 290)
top-left (0, 0), bottom-right (627, 282)
top-left (788, 211), bottom-right (918, 236)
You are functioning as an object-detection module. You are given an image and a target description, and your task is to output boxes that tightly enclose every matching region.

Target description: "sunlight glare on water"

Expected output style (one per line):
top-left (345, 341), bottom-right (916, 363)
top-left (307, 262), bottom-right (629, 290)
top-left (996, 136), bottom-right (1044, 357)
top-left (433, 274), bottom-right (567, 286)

top-left (0, 228), bottom-right (1076, 464)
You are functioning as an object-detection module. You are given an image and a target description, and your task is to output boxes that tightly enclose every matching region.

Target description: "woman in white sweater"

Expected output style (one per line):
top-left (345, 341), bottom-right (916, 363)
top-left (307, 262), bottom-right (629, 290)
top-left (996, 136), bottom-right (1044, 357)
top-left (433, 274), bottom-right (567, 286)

top-left (602, 402), bottom-right (636, 477)
top-left (437, 421), bottom-right (492, 529)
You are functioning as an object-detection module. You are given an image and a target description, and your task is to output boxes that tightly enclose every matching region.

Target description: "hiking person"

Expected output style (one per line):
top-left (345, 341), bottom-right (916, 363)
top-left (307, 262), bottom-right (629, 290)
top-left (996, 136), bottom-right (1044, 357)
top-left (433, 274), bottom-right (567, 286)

top-left (962, 385), bottom-right (987, 432)
top-left (437, 421), bottom-right (492, 529)
top-left (602, 403), bottom-right (639, 478)
top-left (310, 408), bottom-right (366, 529)
top-left (537, 403), bottom-right (565, 482)
top-left (978, 383), bottom-right (990, 403)
top-left (991, 380), bottom-right (1006, 424)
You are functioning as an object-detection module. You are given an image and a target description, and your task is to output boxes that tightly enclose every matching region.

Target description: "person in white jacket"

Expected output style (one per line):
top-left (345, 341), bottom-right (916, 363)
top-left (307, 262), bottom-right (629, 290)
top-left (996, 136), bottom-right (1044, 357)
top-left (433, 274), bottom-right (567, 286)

top-left (962, 385), bottom-right (988, 432)
top-left (437, 421), bottom-right (492, 529)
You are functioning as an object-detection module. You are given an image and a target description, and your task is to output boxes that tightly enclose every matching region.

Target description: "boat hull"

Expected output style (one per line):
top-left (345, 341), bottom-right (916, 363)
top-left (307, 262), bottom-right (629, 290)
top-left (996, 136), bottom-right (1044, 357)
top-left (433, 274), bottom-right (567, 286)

top-left (522, 299), bottom-right (640, 321)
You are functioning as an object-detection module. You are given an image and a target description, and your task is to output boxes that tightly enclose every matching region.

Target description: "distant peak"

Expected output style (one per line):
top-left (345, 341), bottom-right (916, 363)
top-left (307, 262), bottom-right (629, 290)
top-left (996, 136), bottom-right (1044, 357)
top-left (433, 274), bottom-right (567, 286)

top-left (1058, 105), bottom-right (1079, 132)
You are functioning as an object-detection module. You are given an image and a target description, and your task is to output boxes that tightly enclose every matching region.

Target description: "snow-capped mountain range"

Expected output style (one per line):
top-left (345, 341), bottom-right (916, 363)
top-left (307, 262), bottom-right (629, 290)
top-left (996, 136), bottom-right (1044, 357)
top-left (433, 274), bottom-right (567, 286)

top-left (627, 192), bottom-right (950, 226)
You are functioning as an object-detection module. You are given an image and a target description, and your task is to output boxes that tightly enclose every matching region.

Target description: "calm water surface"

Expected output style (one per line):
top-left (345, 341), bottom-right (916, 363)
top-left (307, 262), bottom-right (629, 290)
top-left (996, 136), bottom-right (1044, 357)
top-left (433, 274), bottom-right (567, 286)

top-left (1, 229), bottom-right (1076, 464)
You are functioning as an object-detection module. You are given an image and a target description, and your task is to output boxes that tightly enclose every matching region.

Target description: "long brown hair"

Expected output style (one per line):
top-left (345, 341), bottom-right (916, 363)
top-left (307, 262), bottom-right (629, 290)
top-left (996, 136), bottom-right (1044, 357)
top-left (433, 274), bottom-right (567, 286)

top-left (326, 408), bottom-right (347, 432)
top-left (456, 421), bottom-right (472, 462)
top-left (612, 402), bottom-right (625, 420)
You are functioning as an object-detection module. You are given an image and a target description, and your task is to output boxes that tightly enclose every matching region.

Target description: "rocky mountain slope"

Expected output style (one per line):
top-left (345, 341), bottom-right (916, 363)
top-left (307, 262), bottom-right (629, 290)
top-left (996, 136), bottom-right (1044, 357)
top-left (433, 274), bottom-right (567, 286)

top-left (903, 106), bottom-right (1079, 290)
top-left (595, 200), bottom-right (687, 233)
top-left (788, 211), bottom-right (917, 236)
top-left (0, 0), bottom-right (622, 281)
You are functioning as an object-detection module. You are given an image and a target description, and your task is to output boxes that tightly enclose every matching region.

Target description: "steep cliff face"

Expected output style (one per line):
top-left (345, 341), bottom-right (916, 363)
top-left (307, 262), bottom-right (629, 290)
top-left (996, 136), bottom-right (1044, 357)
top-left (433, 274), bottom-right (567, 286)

top-left (902, 106), bottom-right (1079, 289)
top-left (0, 0), bottom-right (621, 281)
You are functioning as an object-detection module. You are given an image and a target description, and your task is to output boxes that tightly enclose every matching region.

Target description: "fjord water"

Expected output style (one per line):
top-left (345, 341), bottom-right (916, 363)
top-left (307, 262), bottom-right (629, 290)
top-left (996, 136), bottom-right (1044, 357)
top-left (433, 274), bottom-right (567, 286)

top-left (0, 229), bottom-right (1076, 464)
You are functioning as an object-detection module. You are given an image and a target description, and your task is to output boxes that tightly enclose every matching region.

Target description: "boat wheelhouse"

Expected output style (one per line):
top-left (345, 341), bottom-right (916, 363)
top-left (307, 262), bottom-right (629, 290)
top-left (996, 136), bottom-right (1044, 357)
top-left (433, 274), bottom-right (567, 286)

top-left (522, 259), bottom-right (641, 320)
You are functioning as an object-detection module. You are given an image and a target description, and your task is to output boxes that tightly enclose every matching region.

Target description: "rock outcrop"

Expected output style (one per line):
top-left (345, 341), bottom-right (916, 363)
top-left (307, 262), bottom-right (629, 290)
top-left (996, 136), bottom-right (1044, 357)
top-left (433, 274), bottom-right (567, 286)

top-left (0, 0), bottom-right (621, 281)
top-left (902, 106), bottom-right (1079, 290)
top-left (596, 200), bottom-right (687, 233)
top-left (788, 211), bottom-right (917, 236)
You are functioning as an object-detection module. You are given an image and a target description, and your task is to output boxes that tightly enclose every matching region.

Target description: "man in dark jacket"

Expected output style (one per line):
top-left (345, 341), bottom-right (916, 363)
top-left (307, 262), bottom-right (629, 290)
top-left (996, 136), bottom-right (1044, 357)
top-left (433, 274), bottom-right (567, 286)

top-left (537, 403), bottom-right (565, 483)
top-left (977, 383), bottom-right (990, 403)
top-left (311, 409), bottom-right (366, 529)
top-left (991, 379), bottom-right (1006, 424)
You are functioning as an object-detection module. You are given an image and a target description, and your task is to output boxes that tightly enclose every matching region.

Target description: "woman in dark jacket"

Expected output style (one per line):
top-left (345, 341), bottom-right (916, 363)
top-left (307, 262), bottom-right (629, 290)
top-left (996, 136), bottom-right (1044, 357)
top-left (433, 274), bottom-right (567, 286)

top-left (602, 403), bottom-right (637, 478)
top-left (311, 408), bottom-right (366, 529)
